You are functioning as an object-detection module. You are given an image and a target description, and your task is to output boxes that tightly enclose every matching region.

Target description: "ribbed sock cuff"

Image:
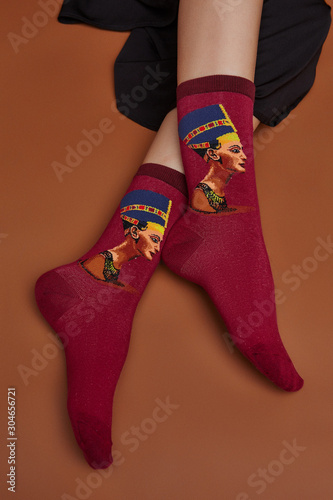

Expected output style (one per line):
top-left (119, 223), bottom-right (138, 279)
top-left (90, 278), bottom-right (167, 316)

top-left (136, 163), bottom-right (188, 197)
top-left (177, 75), bottom-right (255, 102)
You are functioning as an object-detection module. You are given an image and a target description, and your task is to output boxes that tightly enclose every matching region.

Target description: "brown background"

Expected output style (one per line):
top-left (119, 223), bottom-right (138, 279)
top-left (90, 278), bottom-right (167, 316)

top-left (1, 2), bottom-right (333, 499)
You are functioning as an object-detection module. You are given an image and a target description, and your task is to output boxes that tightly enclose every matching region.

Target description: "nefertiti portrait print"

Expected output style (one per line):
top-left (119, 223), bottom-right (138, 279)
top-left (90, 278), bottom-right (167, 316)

top-left (179, 104), bottom-right (253, 214)
top-left (80, 189), bottom-right (172, 286)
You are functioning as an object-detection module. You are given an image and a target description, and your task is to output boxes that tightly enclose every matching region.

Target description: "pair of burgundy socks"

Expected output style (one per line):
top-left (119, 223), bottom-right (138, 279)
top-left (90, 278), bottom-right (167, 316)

top-left (35, 74), bottom-right (303, 470)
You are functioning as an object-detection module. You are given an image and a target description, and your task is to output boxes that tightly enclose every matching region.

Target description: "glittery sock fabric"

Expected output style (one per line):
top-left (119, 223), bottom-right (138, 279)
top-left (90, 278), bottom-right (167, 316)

top-left (35, 164), bottom-right (187, 468)
top-left (162, 75), bottom-right (304, 392)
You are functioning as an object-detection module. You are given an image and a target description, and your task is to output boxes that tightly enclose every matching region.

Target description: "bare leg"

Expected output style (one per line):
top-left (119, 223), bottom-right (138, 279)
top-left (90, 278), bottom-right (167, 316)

top-left (178, 0), bottom-right (264, 84)
top-left (143, 1), bottom-right (263, 173)
top-left (143, 109), bottom-right (184, 173)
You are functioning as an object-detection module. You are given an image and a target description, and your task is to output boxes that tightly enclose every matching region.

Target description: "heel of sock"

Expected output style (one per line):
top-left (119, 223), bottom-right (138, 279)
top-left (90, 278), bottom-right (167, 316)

top-left (35, 268), bottom-right (80, 327)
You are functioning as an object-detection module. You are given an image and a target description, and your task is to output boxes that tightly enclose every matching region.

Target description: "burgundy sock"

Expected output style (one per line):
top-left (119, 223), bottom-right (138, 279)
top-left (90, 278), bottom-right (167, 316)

top-left (162, 75), bottom-right (304, 392)
top-left (35, 163), bottom-right (187, 469)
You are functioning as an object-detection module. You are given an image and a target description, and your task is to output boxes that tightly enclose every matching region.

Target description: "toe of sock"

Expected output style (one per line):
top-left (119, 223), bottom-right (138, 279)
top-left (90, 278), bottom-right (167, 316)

top-left (280, 369), bottom-right (304, 392)
top-left (246, 344), bottom-right (304, 392)
top-left (75, 418), bottom-right (113, 469)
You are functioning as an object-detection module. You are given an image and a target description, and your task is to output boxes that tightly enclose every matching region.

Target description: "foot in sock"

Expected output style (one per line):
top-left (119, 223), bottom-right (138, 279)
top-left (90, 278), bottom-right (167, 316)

top-left (162, 75), bottom-right (303, 392)
top-left (35, 164), bottom-right (187, 468)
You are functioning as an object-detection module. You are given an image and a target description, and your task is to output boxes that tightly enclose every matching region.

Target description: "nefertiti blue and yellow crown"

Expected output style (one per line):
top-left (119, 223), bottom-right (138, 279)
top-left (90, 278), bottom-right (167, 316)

top-left (120, 189), bottom-right (172, 235)
top-left (178, 104), bottom-right (240, 151)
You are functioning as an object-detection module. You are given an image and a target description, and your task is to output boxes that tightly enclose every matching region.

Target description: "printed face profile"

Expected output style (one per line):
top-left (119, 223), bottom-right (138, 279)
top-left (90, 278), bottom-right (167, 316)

top-left (79, 189), bottom-right (172, 286)
top-left (128, 225), bottom-right (163, 261)
top-left (207, 140), bottom-right (247, 174)
top-left (179, 103), bottom-right (253, 214)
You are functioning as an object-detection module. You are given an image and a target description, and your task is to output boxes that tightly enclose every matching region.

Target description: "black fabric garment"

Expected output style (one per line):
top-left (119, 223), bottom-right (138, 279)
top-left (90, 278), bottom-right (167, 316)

top-left (58, 0), bottom-right (178, 30)
top-left (58, 0), bottom-right (331, 131)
